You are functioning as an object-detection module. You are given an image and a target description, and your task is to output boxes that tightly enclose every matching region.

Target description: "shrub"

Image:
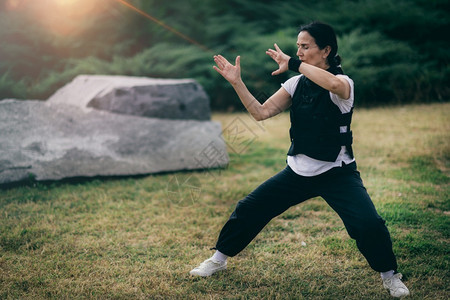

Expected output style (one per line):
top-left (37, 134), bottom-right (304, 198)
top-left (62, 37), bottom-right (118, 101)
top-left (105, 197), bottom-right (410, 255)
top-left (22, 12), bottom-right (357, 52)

top-left (0, 72), bottom-right (27, 100)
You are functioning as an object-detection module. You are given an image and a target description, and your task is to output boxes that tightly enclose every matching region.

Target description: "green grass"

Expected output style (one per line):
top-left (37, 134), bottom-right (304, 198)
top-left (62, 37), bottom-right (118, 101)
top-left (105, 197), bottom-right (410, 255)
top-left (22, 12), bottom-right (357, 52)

top-left (1, 103), bottom-right (449, 299)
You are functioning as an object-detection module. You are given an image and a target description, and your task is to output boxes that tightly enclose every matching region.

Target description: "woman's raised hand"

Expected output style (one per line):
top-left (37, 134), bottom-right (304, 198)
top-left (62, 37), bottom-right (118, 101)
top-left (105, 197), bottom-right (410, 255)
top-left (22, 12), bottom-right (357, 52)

top-left (266, 43), bottom-right (291, 76)
top-left (213, 55), bottom-right (241, 85)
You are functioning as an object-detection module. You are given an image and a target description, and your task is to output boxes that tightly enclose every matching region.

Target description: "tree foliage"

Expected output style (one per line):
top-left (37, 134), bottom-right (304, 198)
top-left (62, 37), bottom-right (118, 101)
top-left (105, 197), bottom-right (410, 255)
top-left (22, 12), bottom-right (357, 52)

top-left (0, 0), bottom-right (448, 109)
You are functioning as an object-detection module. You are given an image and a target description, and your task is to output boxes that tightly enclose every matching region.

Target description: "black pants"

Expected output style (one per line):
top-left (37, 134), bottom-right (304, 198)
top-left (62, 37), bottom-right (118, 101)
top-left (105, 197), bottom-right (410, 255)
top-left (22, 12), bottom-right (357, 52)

top-left (215, 162), bottom-right (398, 272)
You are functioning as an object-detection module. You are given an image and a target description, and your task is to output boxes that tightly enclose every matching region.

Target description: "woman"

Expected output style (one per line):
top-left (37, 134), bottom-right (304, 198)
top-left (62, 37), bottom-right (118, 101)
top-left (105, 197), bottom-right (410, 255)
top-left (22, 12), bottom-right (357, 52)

top-left (190, 22), bottom-right (410, 298)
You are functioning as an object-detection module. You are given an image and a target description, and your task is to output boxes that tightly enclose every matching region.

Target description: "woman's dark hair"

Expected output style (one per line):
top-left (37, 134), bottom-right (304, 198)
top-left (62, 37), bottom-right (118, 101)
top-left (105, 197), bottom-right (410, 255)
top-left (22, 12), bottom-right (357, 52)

top-left (299, 21), bottom-right (341, 67)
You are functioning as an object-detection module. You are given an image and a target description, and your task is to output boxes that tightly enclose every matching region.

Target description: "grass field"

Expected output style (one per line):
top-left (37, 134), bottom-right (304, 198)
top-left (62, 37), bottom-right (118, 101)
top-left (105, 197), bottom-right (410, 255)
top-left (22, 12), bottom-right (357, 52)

top-left (1, 103), bottom-right (449, 299)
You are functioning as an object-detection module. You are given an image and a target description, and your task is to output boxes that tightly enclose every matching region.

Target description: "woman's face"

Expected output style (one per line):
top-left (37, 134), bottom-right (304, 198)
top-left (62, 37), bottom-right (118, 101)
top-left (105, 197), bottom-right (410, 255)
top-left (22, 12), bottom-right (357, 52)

top-left (296, 31), bottom-right (330, 69)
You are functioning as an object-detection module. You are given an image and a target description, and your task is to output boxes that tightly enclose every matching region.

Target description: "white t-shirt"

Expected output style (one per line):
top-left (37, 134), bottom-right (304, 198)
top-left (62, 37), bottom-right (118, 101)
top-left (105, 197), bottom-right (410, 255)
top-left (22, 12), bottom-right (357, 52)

top-left (281, 74), bottom-right (355, 177)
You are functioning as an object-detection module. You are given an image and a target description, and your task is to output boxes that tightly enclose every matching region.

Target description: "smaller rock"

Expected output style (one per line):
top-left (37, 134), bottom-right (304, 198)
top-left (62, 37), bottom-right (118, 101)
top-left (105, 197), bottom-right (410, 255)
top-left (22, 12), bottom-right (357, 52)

top-left (47, 75), bottom-right (211, 120)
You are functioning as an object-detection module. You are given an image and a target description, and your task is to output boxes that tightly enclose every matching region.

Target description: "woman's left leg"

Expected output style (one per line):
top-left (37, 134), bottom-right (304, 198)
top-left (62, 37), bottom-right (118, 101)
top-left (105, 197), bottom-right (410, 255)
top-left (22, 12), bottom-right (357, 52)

top-left (319, 162), bottom-right (398, 272)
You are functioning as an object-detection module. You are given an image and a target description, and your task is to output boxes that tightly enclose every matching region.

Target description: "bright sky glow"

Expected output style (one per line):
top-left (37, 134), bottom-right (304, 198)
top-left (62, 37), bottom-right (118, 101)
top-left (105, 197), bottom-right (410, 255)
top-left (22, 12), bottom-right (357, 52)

top-left (4, 0), bottom-right (211, 52)
top-left (53, 0), bottom-right (79, 5)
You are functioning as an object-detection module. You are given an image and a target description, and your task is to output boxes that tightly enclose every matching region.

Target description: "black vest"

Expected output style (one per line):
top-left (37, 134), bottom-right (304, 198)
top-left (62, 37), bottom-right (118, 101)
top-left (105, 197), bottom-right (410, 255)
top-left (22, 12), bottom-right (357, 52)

top-left (287, 66), bottom-right (354, 162)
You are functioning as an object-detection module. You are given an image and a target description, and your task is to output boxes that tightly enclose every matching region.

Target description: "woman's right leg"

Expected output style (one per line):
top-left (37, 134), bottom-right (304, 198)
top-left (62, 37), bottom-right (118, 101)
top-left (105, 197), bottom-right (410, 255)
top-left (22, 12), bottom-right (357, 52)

top-left (214, 166), bottom-right (316, 257)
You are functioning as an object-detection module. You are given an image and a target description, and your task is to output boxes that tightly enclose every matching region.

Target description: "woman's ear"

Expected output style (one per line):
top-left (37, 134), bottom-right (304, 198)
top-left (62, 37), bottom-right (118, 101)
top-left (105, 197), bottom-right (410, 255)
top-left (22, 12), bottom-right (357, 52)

top-left (323, 45), bottom-right (331, 58)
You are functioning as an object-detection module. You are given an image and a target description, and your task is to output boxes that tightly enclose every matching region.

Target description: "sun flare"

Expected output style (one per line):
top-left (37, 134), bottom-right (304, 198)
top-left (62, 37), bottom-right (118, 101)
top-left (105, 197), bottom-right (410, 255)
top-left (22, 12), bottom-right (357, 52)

top-left (5, 0), bottom-right (108, 36)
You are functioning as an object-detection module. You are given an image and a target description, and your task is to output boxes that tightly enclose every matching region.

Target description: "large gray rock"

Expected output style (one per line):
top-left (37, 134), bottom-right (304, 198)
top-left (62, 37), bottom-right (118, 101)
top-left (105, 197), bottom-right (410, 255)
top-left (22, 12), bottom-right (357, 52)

top-left (47, 75), bottom-right (211, 120)
top-left (0, 100), bottom-right (228, 184)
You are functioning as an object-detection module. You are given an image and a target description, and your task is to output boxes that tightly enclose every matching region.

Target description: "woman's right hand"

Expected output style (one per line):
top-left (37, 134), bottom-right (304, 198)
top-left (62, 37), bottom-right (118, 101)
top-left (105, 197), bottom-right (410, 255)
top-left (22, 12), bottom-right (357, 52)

top-left (213, 55), bottom-right (241, 86)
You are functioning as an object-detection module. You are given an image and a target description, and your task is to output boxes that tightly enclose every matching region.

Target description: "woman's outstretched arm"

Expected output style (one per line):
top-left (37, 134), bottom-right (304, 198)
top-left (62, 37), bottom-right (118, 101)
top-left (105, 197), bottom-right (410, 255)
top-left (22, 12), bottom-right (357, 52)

top-left (213, 55), bottom-right (291, 121)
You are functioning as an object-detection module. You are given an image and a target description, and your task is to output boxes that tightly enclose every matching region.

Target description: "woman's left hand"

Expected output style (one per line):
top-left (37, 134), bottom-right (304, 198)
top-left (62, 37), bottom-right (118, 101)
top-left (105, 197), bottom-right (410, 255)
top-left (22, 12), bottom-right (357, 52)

top-left (266, 43), bottom-right (291, 76)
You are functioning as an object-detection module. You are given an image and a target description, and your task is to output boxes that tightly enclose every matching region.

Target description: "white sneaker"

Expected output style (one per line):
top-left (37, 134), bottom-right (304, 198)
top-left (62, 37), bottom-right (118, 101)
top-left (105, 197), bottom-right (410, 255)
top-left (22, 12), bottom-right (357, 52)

top-left (383, 273), bottom-right (410, 298)
top-left (189, 258), bottom-right (227, 277)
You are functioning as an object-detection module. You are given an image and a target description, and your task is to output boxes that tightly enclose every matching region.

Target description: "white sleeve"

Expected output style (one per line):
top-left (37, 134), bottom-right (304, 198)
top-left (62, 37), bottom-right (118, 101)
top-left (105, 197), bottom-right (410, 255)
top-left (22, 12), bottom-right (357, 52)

top-left (329, 75), bottom-right (354, 114)
top-left (281, 75), bottom-right (302, 97)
